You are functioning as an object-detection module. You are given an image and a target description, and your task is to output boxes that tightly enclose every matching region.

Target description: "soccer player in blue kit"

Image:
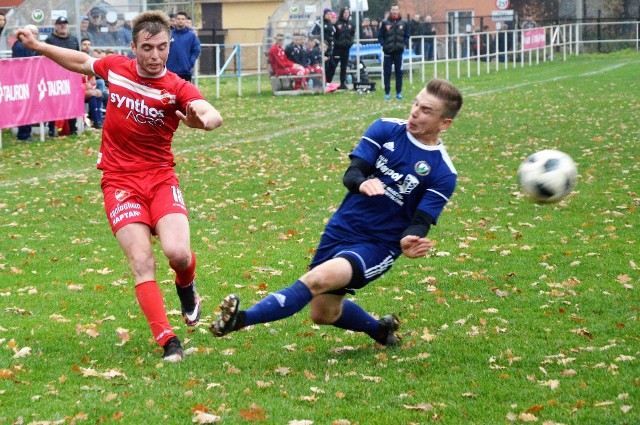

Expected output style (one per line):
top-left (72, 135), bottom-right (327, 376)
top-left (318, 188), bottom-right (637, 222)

top-left (211, 78), bottom-right (463, 346)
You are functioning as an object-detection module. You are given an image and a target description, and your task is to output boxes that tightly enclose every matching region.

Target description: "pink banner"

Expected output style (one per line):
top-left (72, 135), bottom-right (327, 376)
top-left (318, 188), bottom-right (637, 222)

top-left (522, 28), bottom-right (546, 50)
top-left (0, 56), bottom-right (85, 129)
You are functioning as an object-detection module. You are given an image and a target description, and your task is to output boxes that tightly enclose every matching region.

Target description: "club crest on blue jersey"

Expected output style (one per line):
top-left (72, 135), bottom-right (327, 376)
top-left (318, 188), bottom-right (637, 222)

top-left (414, 161), bottom-right (431, 176)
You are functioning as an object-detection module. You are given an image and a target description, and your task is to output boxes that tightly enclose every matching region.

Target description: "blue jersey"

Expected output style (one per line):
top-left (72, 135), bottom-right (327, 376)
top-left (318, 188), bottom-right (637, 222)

top-left (324, 118), bottom-right (457, 246)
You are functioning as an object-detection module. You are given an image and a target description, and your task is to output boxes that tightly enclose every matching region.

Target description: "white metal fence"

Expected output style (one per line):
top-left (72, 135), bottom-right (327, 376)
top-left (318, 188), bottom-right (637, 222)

top-left (190, 21), bottom-right (639, 97)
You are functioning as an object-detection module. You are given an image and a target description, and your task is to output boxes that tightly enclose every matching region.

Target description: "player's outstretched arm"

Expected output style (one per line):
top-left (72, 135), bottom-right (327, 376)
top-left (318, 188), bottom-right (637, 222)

top-left (15, 28), bottom-right (96, 76)
top-left (400, 235), bottom-right (435, 259)
top-left (176, 100), bottom-right (223, 131)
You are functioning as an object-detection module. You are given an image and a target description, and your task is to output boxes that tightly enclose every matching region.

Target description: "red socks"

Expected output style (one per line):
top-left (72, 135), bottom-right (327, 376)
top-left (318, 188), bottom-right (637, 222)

top-left (135, 280), bottom-right (175, 347)
top-left (173, 250), bottom-right (196, 288)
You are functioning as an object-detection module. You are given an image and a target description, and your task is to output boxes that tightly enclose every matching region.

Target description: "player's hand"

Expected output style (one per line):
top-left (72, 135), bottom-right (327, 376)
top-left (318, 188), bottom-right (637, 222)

top-left (359, 178), bottom-right (385, 196)
top-left (400, 235), bottom-right (435, 259)
top-left (15, 28), bottom-right (38, 49)
top-left (176, 102), bottom-right (206, 129)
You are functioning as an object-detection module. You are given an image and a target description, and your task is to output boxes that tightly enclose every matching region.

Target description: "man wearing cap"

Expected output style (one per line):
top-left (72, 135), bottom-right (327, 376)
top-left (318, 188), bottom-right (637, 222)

top-left (87, 7), bottom-right (109, 46)
top-left (311, 8), bottom-right (336, 83)
top-left (45, 17), bottom-right (81, 136)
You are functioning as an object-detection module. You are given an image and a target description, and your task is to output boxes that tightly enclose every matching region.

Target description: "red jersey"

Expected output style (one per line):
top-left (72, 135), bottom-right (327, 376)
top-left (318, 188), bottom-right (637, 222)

top-left (92, 55), bottom-right (205, 172)
top-left (268, 43), bottom-right (296, 75)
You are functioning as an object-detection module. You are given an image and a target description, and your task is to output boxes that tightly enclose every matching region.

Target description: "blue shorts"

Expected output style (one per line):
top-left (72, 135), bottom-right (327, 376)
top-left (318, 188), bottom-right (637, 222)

top-left (310, 233), bottom-right (401, 295)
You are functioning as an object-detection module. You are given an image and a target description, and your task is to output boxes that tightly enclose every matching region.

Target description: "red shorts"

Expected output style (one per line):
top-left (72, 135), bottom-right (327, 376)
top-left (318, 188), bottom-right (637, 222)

top-left (101, 168), bottom-right (189, 235)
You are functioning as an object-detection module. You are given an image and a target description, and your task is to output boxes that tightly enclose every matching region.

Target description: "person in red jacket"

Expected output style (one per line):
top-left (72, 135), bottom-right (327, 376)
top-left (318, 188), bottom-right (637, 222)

top-left (268, 33), bottom-right (307, 89)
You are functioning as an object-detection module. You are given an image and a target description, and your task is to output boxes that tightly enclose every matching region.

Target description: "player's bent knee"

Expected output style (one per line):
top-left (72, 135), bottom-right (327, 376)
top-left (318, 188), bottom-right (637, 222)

top-left (163, 246), bottom-right (191, 268)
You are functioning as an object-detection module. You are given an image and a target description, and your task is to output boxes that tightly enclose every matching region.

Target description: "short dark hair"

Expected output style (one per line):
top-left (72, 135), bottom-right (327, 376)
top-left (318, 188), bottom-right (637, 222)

top-left (426, 79), bottom-right (463, 119)
top-left (175, 12), bottom-right (188, 19)
top-left (131, 11), bottom-right (171, 44)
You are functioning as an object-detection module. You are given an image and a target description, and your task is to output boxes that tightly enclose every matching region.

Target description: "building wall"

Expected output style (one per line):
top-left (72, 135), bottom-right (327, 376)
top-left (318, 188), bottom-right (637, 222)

top-left (397, 0), bottom-right (505, 32)
top-left (223, 1), bottom-right (280, 44)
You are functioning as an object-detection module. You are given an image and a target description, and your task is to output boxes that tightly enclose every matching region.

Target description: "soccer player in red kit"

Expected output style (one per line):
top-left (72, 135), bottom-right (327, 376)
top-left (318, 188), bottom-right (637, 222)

top-left (16, 11), bottom-right (223, 362)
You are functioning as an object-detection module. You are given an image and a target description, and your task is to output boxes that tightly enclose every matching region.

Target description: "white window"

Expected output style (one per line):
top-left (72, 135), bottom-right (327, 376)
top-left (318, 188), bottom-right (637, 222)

top-left (446, 10), bottom-right (474, 35)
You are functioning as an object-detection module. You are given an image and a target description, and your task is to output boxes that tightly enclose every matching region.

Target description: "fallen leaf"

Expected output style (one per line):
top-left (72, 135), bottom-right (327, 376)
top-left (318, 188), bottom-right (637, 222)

top-left (403, 403), bottom-right (433, 411)
top-left (193, 411), bottom-right (221, 423)
top-left (12, 347), bottom-right (31, 359)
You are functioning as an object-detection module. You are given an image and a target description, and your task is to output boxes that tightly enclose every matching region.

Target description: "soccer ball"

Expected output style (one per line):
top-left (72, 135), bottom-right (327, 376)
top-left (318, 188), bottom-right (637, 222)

top-left (517, 149), bottom-right (578, 202)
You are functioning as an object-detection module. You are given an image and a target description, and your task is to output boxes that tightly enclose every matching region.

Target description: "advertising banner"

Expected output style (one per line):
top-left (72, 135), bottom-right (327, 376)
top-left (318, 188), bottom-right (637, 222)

top-left (523, 28), bottom-right (546, 50)
top-left (0, 56), bottom-right (84, 129)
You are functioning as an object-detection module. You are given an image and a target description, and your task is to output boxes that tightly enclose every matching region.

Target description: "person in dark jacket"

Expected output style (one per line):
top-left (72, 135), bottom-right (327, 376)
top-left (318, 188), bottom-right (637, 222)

top-left (45, 16), bottom-right (80, 136)
top-left (311, 8), bottom-right (336, 83)
top-left (285, 32), bottom-right (308, 66)
top-left (378, 4), bottom-right (409, 100)
top-left (12, 24), bottom-right (40, 141)
top-left (423, 15), bottom-right (436, 61)
top-left (410, 14), bottom-right (422, 55)
top-left (333, 7), bottom-right (355, 90)
top-left (166, 11), bottom-right (201, 82)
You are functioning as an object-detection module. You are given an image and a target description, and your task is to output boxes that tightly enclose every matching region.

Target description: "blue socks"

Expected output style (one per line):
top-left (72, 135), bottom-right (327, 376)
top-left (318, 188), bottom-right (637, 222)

top-left (331, 299), bottom-right (380, 339)
top-left (242, 281), bottom-right (380, 340)
top-left (244, 280), bottom-right (313, 326)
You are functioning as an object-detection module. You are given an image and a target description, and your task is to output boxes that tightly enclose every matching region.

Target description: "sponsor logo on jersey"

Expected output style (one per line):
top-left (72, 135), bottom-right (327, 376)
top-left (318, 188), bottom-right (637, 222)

top-left (414, 161), bottom-right (431, 176)
top-left (107, 70), bottom-right (176, 126)
top-left (398, 174), bottom-right (419, 194)
top-left (383, 141), bottom-right (395, 152)
top-left (375, 155), bottom-right (404, 182)
top-left (109, 201), bottom-right (143, 226)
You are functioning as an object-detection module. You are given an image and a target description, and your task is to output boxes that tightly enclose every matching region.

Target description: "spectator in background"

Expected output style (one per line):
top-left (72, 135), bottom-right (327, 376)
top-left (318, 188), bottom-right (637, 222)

top-left (333, 7), bottom-right (355, 90)
top-left (360, 18), bottom-right (373, 40)
top-left (370, 18), bottom-right (380, 35)
top-left (80, 17), bottom-right (90, 41)
top-left (521, 14), bottom-right (537, 29)
top-left (311, 8), bottom-right (336, 83)
top-left (305, 36), bottom-right (323, 86)
top-left (12, 24), bottom-right (39, 142)
top-left (81, 38), bottom-right (108, 111)
top-left (105, 12), bottom-right (126, 46)
top-left (268, 33), bottom-right (307, 90)
top-left (0, 12), bottom-right (6, 51)
top-left (45, 16), bottom-right (80, 137)
top-left (378, 4), bottom-right (409, 100)
top-left (166, 11), bottom-right (201, 82)
top-left (87, 7), bottom-right (109, 46)
top-left (410, 14), bottom-right (422, 55)
top-left (83, 73), bottom-right (103, 129)
top-left (80, 37), bottom-right (91, 54)
top-left (118, 16), bottom-right (133, 47)
top-left (497, 22), bottom-right (508, 62)
top-left (423, 15), bottom-right (436, 61)
top-left (92, 48), bottom-right (105, 58)
top-left (285, 31), bottom-right (308, 67)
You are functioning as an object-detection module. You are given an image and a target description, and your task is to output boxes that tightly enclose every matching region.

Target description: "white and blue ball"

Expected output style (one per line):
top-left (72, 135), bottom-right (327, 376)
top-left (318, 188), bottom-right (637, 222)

top-left (517, 149), bottom-right (577, 203)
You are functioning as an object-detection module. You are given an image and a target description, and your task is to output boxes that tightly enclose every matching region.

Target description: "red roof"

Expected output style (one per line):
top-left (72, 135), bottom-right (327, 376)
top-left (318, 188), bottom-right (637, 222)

top-left (0, 0), bottom-right (23, 8)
